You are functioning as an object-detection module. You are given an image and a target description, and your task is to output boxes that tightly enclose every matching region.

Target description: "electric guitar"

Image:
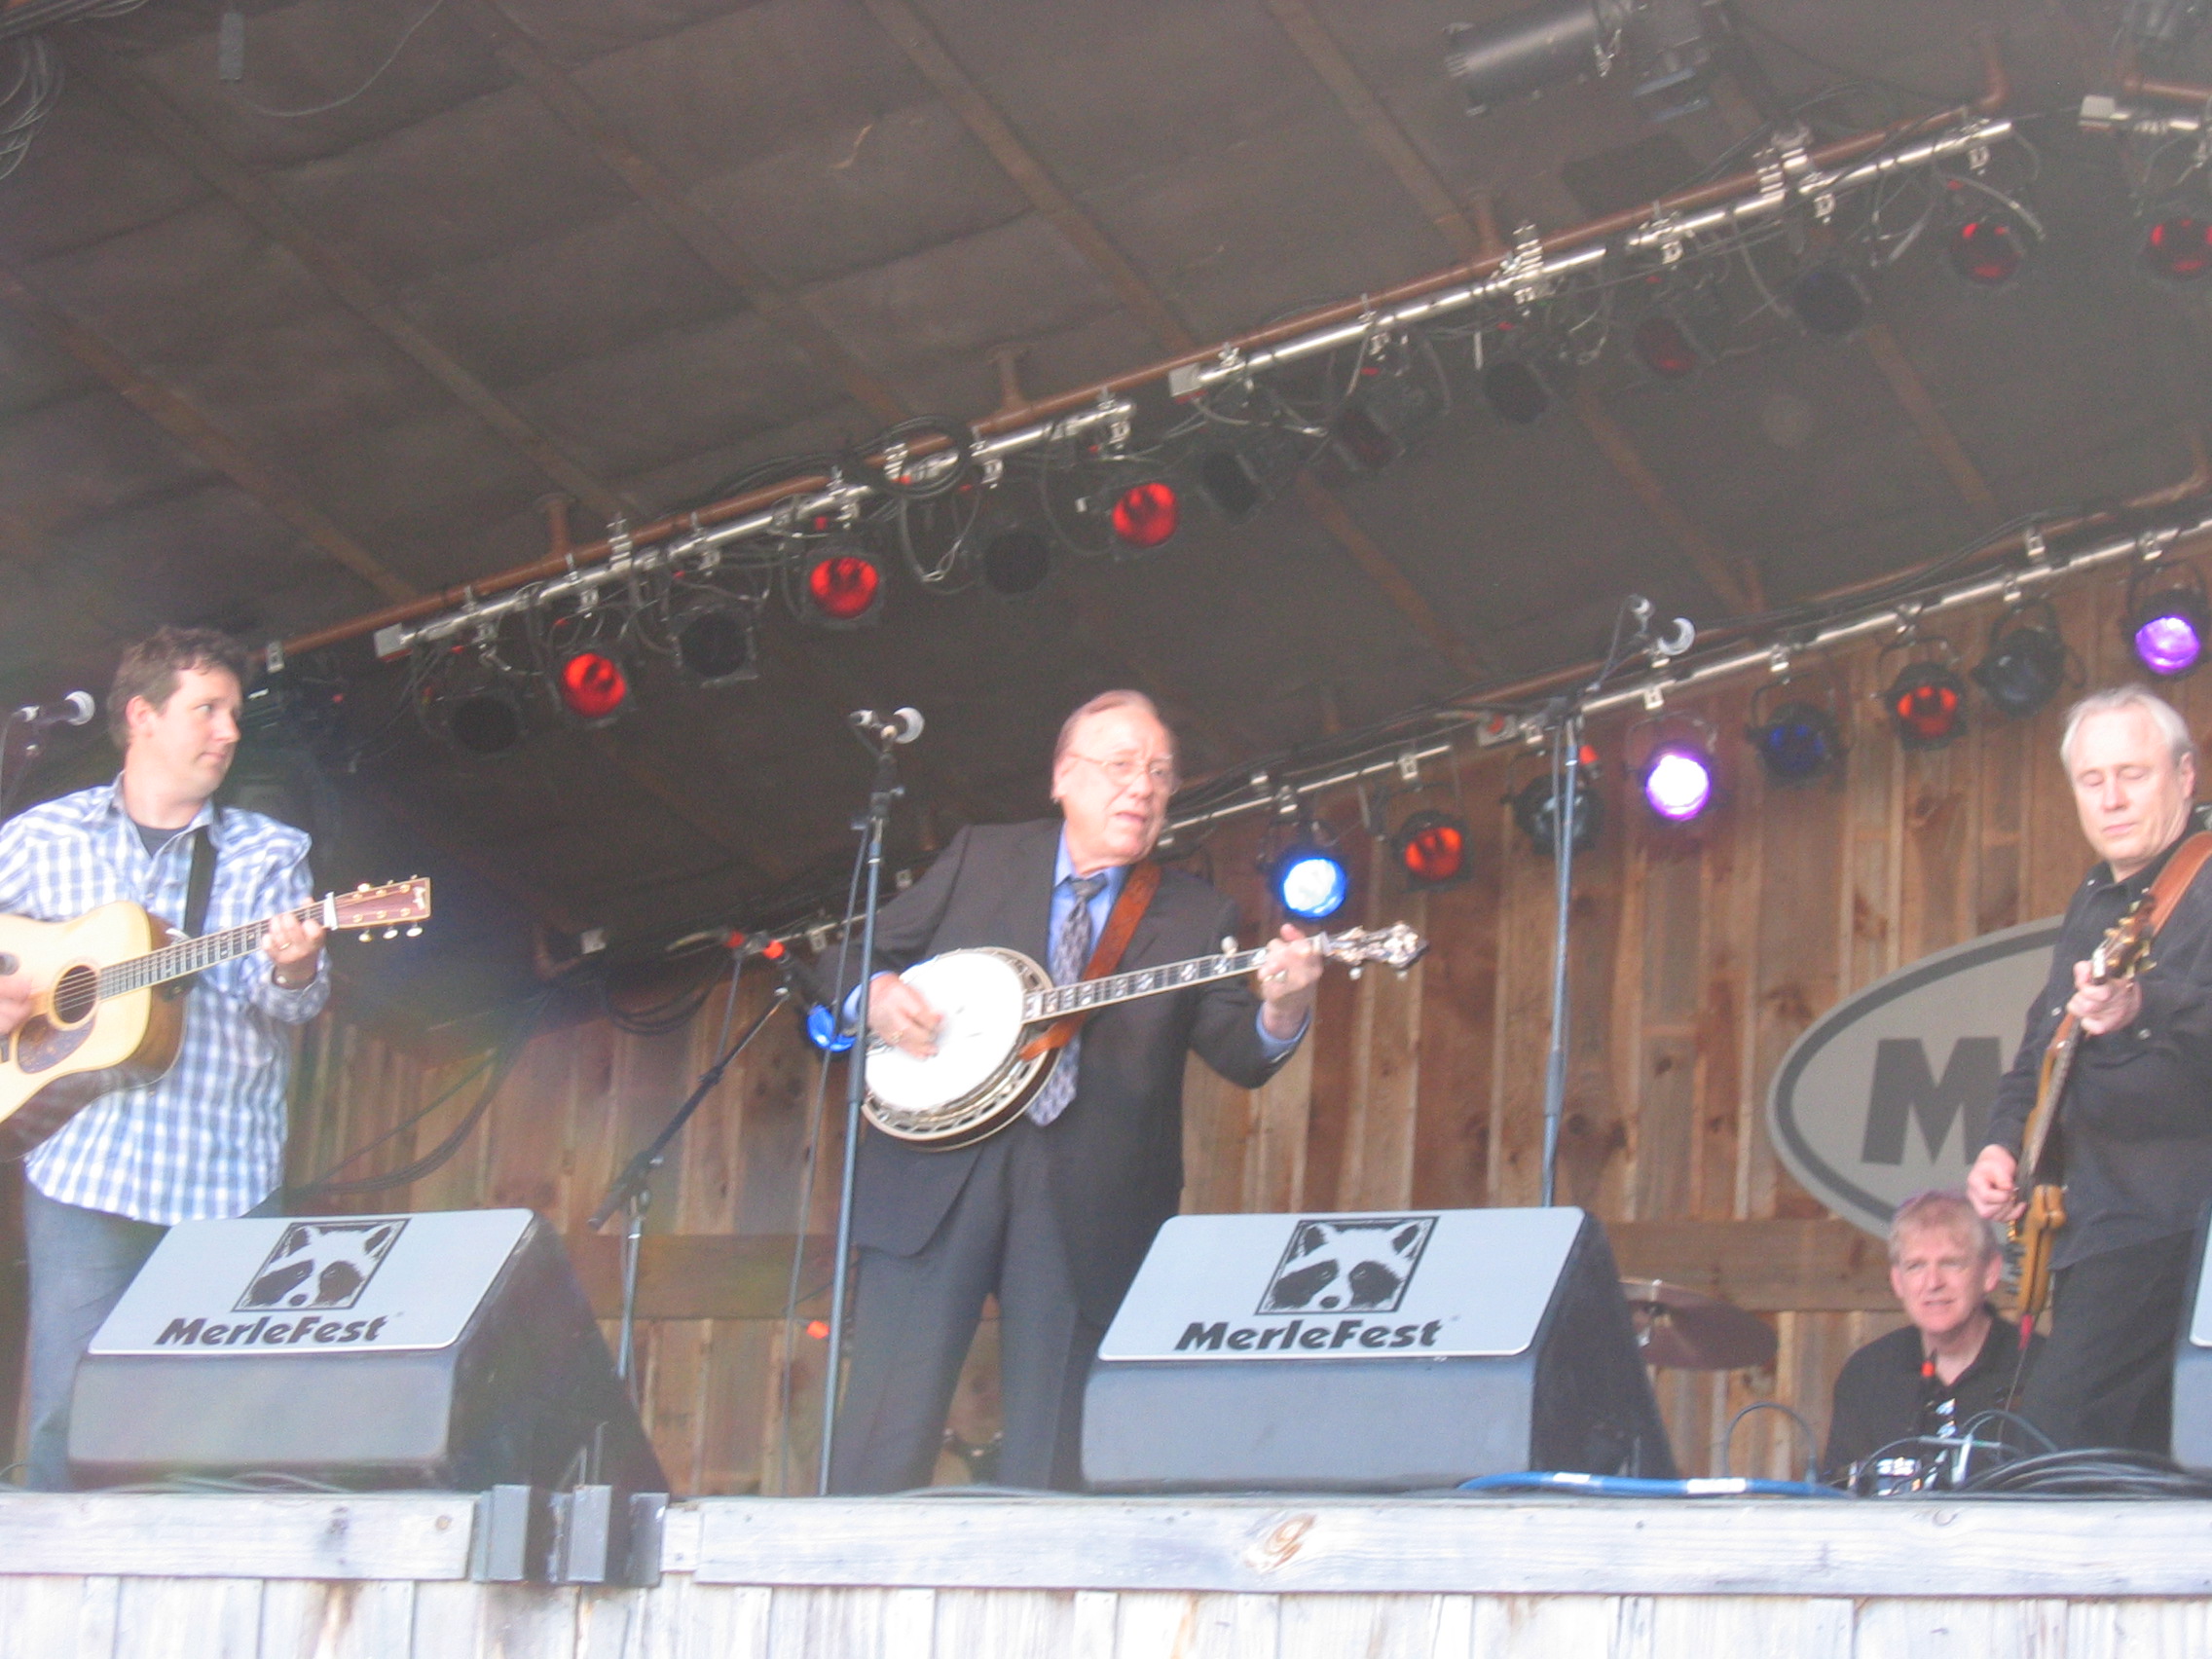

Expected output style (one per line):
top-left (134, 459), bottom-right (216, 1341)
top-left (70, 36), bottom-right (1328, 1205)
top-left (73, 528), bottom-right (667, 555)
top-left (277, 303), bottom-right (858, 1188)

top-left (0, 878), bottom-right (431, 1157)
top-left (2010, 900), bottom-right (2155, 1326)
top-left (862, 922), bottom-right (1426, 1150)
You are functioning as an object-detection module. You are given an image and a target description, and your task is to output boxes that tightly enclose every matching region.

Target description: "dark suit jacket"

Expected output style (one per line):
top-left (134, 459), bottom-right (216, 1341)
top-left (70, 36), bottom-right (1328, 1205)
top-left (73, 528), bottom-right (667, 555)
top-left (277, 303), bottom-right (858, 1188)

top-left (850, 819), bottom-right (1292, 1324)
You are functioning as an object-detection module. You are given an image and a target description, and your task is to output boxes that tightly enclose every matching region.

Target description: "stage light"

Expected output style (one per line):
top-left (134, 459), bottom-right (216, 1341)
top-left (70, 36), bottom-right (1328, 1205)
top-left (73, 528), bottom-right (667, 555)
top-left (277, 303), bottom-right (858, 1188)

top-left (1272, 843), bottom-right (1350, 921)
top-left (1972, 609), bottom-right (2067, 717)
top-left (1632, 313), bottom-right (1700, 379)
top-left (1946, 213), bottom-right (2028, 288)
top-left (1789, 261), bottom-right (1868, 337)
top-left (1195, 448), bottom-right (1265, 520)
top-left (1640, 739), bottom-right (1715, 822)
top-left (445, 684), bottom-right (525, 756)
top-left (1481, 358), bottom-right (1551, 424)
top-left (980, 527), bottom-right (1051, 595)
top-left (672, 600), bottom-right (757, 687)
top-left (553, 647), bottom-right (631, 726)
top-left (2127, 579), bottom-right (2212, 678)
top-left (1884, 662), bottom-right (1968, 750)
top-left (1109, 480), bottom-right (1180, 551)
top-left (2141, 203), bottom-right (2212, 281)
top-left (800, 546), bottom-right (885, 627)
top-left (1747, 701), bottom-right (1841, 784)
top-left (1392, 809), bottom-right (1470, 888)
top-left (1444, 0), bottom-right (1712, 120)
top-left (1509, 762), bottom-right (1603, 857)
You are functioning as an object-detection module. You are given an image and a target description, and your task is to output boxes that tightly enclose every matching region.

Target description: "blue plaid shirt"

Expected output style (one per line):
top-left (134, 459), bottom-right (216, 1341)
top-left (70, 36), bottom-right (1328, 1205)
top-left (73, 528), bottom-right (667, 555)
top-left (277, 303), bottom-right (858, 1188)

top-left (0, 779), bottom-right (328, 1223)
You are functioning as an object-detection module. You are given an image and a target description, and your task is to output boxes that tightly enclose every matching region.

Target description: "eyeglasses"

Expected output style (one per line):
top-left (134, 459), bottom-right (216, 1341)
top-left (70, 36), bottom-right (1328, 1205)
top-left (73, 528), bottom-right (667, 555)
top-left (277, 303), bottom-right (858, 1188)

top-left (1067, 753), bottom-right (1178, 792)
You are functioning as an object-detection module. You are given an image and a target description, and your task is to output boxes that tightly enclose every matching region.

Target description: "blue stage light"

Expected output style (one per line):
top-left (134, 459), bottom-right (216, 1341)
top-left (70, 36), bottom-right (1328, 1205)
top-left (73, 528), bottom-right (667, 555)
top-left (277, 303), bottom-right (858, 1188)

top-left (1274, 846), bottom-right (1349, 920)
top-left (804, 1003), bottom-right (855, 1053)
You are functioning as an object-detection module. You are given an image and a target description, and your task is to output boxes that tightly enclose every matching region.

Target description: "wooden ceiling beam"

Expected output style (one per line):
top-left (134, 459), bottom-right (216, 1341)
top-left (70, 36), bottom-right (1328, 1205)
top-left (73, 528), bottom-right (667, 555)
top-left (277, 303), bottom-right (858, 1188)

top-left (461, 0), bottom-right (912, 429)
top-left (1859, 320), bottom-right (2003, 523)
top-left (1260, 0), bottom-right (1751, 620)
top-left (858, 0), bottom-right (1491, 682)
top-left (65, 43), bottom-right (631, 524)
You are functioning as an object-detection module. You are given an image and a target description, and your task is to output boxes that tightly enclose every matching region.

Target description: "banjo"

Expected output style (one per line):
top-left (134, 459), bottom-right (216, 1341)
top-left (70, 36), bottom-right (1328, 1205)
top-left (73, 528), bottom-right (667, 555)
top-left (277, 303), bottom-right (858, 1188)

top-left (862, 922), bottom-right (1427, 1149)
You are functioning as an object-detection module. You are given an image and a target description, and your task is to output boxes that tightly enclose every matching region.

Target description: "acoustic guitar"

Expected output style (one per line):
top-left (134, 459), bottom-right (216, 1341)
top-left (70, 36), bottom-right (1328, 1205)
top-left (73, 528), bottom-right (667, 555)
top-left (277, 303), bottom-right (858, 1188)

top-left (2010, 899), bottom-right (2154, 1327)
top-left (862, 922), bottom-right (1427, 1150)
top-left (0, 878), bottom-right (430, 1157)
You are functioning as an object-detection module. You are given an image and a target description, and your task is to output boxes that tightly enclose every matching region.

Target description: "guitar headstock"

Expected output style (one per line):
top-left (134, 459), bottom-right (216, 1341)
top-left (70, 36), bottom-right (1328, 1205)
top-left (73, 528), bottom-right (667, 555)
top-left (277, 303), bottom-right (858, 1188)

top-left (1320, 922), bottom-right (1428, 974)
top-left (331, 878), bottom-right (432, 939)
top-left (2092, 897), bottom-right (2155, 983)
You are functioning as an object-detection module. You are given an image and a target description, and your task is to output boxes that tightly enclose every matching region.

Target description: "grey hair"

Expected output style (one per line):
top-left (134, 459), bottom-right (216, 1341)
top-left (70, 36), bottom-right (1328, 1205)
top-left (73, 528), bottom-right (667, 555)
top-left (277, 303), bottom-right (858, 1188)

top-left (1052, 689), bottom-right (1170, 766)
top-left (2059, 683), bottom-right (2195, 773)
top-left (1887, 1189), bottom-right (2002, 1267)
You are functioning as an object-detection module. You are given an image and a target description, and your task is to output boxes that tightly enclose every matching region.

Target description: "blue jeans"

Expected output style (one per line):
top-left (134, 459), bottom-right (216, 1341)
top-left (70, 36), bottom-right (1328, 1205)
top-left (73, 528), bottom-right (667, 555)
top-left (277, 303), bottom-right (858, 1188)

top-left (20, 1185), bottom-right (282, 1491)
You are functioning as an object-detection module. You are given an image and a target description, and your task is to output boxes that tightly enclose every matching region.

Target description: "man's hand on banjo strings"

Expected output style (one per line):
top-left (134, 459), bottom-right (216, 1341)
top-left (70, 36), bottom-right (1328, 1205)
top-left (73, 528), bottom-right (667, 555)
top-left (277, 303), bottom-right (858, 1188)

top-left (1256, 924), bottom-right (1322, 1041)
top-left (868, 971), bottom-right (943, 1057)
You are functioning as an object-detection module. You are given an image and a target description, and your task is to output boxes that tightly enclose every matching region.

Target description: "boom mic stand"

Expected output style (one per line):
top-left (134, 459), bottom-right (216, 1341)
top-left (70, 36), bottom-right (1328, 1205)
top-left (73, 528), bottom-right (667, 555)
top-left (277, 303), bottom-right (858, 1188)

top-left (816, 713), bottom-right (909, 1494)
top-left (589, 954), bottom-right (793, 1397)
top-left (1536, 598), bottom-right (1693, 1207)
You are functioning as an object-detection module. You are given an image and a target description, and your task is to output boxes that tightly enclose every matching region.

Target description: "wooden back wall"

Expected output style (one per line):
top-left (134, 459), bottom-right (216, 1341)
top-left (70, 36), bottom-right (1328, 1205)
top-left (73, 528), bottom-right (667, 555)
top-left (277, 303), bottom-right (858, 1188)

top-left (285, 557), bottom-right (2212, 1493)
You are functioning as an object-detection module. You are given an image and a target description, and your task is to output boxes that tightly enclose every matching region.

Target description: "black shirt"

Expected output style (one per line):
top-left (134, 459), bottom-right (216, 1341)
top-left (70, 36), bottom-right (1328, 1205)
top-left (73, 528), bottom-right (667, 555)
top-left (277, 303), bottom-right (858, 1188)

top-left (1985, 829), bottom-right (2212, 1270)
top-left (1822, 1313), bottom-right (2037, 1482)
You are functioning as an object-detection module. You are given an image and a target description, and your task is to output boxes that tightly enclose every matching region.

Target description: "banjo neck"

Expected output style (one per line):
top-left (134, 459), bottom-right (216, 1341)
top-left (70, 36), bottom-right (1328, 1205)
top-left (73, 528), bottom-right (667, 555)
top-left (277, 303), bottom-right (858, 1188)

top-left (1025, 942), bottom-right (1287, 1023)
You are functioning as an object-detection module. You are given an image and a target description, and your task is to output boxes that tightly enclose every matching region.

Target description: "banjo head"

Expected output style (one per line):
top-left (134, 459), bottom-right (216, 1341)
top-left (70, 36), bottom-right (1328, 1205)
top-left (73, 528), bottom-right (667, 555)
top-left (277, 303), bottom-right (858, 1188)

top-left (865, 947), bottom-right (1039, 1123)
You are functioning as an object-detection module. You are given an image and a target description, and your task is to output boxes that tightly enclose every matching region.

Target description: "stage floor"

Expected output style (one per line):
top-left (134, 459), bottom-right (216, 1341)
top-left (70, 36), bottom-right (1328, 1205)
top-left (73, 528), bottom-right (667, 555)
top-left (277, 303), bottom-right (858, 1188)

top-left (3, 1489), bottom-right (2211, 1657)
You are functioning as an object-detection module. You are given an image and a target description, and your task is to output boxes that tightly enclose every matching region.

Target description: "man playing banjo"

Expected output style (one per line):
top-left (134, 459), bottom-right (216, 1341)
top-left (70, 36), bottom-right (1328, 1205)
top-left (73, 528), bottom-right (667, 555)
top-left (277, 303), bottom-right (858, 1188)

top-left (829, 689), bottom-right (1322, 1493)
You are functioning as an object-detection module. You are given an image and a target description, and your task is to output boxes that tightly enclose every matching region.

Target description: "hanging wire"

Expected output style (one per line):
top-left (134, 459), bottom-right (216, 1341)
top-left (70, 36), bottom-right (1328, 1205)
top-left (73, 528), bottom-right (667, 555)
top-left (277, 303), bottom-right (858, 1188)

top-left (227, 0), bottom-right (452, 120)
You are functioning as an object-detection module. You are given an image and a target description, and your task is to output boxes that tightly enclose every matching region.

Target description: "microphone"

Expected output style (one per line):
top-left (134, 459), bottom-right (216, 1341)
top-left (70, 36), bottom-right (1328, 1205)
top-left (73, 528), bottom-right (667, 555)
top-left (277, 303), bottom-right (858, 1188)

top-left (16, 691), bottom-right (94, 730)
top-left (850, 707), bottom-right (924, 745)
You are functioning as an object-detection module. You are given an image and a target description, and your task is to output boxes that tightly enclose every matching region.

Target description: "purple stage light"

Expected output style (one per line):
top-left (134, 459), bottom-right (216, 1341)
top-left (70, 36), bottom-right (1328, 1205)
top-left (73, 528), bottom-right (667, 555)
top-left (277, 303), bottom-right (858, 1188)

top-left (2134, 610), bottom-right (2204, 678)
top-left (1641, 743), bottom-right (1714, 823)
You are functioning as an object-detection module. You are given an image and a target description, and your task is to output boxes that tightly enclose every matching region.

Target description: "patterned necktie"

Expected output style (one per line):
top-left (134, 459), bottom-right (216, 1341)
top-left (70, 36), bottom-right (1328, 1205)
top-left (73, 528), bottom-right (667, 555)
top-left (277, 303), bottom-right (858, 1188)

top-left (1029, 871), bottom-right (1108, 1126)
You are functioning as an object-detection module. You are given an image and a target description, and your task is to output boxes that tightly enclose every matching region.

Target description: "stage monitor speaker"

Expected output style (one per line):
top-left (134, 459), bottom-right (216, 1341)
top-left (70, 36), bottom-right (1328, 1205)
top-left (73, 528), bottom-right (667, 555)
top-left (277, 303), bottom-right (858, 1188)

top-left (2169, 1203), bottom-right (2212, 1469)
top-left (1083, 1205), bottom-right (1674, 1493)
top-left (69, 1208), bottom-right (665, 1494)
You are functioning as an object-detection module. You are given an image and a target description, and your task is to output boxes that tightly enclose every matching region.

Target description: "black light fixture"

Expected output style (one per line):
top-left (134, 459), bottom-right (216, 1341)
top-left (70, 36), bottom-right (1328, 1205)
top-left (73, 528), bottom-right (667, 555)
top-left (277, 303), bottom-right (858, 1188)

top-left (1445, 0), bottom-right (1714, 121)
top-left (1789, 260), bottom-right (1869, 337)
top-left (980, 526), bottom-right (1052, 595)
top-left (797, 542), bottom-right (886, 627)
top-left (1392, 808), bottom-right (1472, 889)
top-left (1509, 752), bottom-right (1603, 857)
top-left (2125, 564), bottom-right (2212, 678)
top-left (2138, 193), bottom-right (2212, 281)
top-left (1631, 311), bottom-right (1702, 379)
top-left (672, 598), bottom-right (758, 688)
top-left (1480, 356), bottom-right (1552, 424)
top-left (422, 644), bottom-right (529, 756)
top-left (1883, 659), bottom-right (1969, 751)
top-left (1971, 603), bottom-right (2067, 718)
top-left (1746, 699), bottom-right (1843, 784)
top-left (551, 645), bottom-right (633, 727)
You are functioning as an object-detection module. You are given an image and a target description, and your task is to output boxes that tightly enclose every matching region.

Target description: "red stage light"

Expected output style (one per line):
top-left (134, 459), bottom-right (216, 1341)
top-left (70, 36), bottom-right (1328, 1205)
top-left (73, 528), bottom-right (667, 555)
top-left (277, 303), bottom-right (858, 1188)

top-left (555, 649), bottom-right (630, 725)
top-left (1947, 217), bottom-right (2025, 286)
top-left (1885, 662), bottom-right (1967, 750)
top-left (1109, 480), bottom-right (1180, 550)
top-left (1632, 313), bottom-right (1700, 379)
top-left (2144, 212), bottom-right (2212, 281)
top-left (1392, 809), bottom-right (1470, 887)
top-left (805, 1319), bottom-right (830, 1340)
top-left (803, 550), bottom-right (884, 625)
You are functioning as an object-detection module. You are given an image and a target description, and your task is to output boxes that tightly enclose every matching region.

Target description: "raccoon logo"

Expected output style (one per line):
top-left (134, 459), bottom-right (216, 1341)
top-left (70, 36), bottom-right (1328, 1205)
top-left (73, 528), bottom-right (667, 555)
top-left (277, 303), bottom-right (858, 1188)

top-left (1259, 1216), bottom-right (1435, 1314)
top-left (236, 1219), bottom-right (407, 1312)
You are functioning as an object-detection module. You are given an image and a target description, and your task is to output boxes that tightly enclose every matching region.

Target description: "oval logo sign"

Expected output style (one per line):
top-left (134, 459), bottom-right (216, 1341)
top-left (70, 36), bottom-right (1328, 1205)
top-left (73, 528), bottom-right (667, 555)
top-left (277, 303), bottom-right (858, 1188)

top-left (1768, 917), bottom-right (2059, 1237)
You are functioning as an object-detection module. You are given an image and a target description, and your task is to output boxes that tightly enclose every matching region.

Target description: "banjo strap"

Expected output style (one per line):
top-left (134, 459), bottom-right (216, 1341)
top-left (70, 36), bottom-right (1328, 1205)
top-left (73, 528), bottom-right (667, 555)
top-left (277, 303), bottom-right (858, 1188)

top-left (1019, 861), bottom-right (1162, 1059)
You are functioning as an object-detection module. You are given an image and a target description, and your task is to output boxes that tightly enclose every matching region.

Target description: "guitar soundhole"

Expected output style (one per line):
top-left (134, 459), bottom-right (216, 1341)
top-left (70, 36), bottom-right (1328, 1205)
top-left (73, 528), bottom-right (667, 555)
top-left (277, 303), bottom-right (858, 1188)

top-left (52, 963), bottom-right (96, 1026)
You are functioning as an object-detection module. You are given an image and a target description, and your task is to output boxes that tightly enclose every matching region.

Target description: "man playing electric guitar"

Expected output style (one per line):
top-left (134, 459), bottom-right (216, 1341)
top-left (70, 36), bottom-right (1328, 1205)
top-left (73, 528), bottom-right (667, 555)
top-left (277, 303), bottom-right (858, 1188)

top-left (0, 628), bottom-right (327, 1490)
top-left (1970, 684), bottom-right (2212, 1454)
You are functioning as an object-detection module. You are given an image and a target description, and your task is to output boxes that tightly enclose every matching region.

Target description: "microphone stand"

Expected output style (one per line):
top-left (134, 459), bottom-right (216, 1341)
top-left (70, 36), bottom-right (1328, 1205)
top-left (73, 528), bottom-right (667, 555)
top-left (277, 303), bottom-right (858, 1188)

top-left (817, 725), bottom-right (903, 1494)
top-left (588, 961), bottom-right (793, 1399)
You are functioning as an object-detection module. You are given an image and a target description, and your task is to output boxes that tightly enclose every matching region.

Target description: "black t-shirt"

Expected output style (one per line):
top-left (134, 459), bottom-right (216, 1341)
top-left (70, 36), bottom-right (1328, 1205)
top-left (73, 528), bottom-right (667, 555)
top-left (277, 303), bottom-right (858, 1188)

top-left (1822, 1312), bottom-right (2039, 1482)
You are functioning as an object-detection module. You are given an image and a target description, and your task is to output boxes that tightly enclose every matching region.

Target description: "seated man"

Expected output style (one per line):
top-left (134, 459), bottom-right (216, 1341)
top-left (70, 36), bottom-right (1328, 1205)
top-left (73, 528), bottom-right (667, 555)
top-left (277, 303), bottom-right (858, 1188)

top-left (1822, 1189), bottom-right (2041, 1485)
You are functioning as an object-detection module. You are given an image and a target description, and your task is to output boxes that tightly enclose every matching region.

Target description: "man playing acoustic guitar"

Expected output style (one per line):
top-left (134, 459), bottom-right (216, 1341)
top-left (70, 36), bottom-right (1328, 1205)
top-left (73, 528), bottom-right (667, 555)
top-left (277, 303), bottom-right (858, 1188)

top-left (1971, 684), bottom-right (2212, 1454)
top-left (0, 628), bottom-right (326, 1490)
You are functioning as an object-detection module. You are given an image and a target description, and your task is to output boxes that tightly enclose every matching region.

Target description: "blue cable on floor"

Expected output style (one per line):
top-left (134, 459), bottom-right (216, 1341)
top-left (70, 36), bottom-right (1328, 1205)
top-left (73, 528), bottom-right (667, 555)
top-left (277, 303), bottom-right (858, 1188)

top-left (1458, 1471), bottom-right (1848, 1498)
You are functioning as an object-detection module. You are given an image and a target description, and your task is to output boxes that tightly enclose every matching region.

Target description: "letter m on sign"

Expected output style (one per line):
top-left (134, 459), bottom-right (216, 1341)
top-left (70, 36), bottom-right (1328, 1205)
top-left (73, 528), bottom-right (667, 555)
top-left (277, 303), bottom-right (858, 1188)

top-left (1862, 1038), bottom-right (2002, 1163)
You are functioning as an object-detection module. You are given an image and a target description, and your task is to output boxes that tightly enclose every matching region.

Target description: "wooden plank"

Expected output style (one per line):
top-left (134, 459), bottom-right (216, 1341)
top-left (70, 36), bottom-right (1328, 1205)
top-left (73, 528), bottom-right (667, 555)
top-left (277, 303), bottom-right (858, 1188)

top-left (110, 1578), bottom-right (264, 1659)
top-left (565, 1235), bottom-right (832, 1322)
top-left (1644, 1596), bottom-right (1854, 1658)
top-left (2063, 1598), bottom-right (2212, 1658)
top-left (1276, 1592), bottom-right (1435, 1659)
top-left (1607, 1218), bottom-right (1889, 1311)
top-left (690, 1495), bottom-right (2212, 1597)
top-left (257, 1580), bottom-right (419, 1659)
top-left (411, 1581), bottom-right (578, 1659)
top-left (1408, 783), bottom-right (1500, 1212)
top-left (1851, 1596), bottom-right (2069, 1657)
top-left (931, 1590), bottom-right (1074, 1659)
top-left (0, 1494), bottom-right (474, 1581)
top-left (0, 1575), bottom-right (117, 1659)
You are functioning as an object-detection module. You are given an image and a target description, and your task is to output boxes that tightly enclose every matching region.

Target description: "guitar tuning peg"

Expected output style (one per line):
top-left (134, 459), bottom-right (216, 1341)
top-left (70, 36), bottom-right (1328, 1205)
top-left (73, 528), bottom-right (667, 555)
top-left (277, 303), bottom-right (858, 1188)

top-left (1221, 936), bottom-right (1235, 955)
top-left (356, 882), bottom-right (370, 893)
top-left (357, 931), bottom-right (371, 943)
top-left (405, 925), bottom-right (422, 938)
top-left (1349, 965), bottom-right (1364, 980)
top-left (383, 928), bottom-right (398, 940)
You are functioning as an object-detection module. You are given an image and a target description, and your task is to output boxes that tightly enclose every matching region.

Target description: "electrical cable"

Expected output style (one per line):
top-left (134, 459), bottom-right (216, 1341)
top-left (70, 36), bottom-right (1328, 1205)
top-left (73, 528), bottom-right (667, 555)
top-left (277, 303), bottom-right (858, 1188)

top-left (1720, 1399), bottom-right (1821, 1482)
top-left (227, 0), bottom-right (452, 120)
top-left (1457, 1470), bottom-right (1849, 1498)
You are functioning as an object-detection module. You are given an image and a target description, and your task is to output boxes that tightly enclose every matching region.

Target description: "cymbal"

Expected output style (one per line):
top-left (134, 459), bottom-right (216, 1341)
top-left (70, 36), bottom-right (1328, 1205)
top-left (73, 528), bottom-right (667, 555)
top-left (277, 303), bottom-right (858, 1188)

top-left (1619, 1277), bottom-right (1777, 1371)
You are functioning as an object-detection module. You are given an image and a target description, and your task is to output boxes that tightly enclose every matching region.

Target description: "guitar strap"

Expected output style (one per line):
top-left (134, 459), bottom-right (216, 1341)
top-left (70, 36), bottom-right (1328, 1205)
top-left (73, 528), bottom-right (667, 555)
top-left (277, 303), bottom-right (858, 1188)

top-left (1018, 861), bottom-right (1162, 1060)
top-left (2144, 830), bottom-right (2212, 935)
top-left (160, 827), bottom-right (216, 1003)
